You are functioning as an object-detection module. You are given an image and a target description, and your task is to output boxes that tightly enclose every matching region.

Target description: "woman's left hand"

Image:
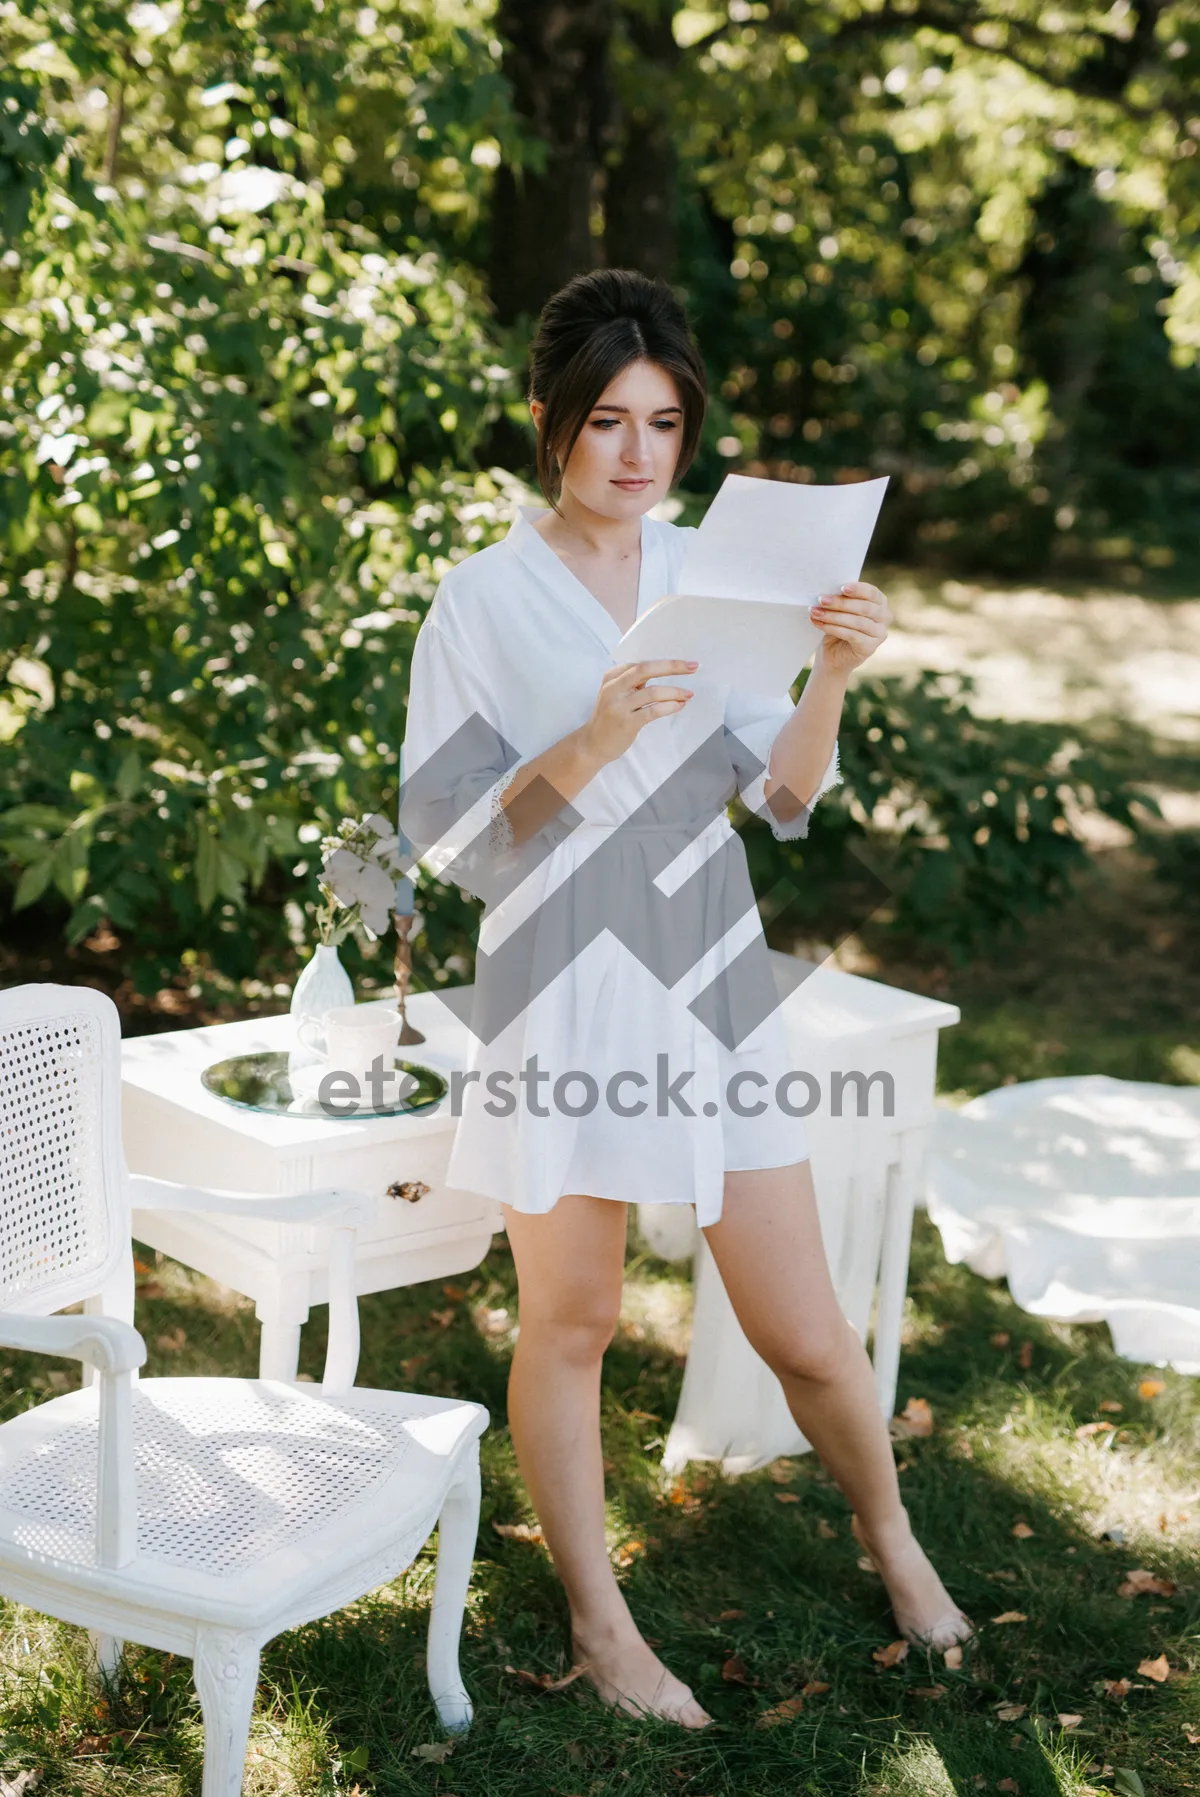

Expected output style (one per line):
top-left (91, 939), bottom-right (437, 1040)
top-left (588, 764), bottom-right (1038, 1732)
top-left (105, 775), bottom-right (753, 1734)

top-left (811, 581), bottom-right (891, 678)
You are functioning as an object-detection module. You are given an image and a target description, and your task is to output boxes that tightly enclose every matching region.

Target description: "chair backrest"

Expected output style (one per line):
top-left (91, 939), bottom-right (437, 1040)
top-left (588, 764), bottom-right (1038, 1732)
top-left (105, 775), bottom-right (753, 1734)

top-left (0, 984), bottom-right (130, 1316)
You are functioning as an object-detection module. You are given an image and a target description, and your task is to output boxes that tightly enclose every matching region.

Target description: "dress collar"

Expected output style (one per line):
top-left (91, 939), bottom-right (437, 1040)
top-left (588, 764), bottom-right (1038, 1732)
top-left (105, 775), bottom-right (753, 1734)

top-left (506, 504), bottom-right (661, 654)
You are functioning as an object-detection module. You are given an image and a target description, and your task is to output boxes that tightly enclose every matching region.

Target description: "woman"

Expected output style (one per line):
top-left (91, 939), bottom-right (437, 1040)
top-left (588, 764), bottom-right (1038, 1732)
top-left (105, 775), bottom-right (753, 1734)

top-left (400, 269), bottom-right (971, 1729)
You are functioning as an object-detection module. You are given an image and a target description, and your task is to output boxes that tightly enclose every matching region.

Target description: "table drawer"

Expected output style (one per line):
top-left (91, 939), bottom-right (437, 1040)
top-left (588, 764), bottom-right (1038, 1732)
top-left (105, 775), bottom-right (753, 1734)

top-left (309, 1135), bottom-right (496, 1248)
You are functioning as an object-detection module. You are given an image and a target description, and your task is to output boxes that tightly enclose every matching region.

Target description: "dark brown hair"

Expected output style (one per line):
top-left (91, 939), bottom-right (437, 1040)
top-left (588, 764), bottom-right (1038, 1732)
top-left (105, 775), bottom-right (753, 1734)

top-left (527, 269), bottom-right (708, 510)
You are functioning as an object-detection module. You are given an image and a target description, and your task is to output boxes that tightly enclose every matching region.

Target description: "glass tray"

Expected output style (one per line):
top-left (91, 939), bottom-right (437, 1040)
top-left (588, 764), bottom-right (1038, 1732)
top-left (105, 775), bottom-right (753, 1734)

top-left (200, 1051), bottom-right (448, 1119)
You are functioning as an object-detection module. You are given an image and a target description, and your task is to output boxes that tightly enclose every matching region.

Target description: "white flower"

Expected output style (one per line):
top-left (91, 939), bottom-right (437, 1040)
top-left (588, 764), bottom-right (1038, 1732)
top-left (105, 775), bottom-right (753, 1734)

top-left (352, 861), bottom-right (397, 937)
top-left (322, 846), bottom-right (366, 906)
top-left (320, 846), bottom-right (396, 939)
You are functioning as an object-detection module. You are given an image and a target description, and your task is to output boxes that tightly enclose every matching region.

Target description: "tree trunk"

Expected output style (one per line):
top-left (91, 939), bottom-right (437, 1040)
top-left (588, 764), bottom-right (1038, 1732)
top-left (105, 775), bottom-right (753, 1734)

top-left (489, 0), bottom-right (617, 326)
top-left (604, 1), bottom-right (681, 282)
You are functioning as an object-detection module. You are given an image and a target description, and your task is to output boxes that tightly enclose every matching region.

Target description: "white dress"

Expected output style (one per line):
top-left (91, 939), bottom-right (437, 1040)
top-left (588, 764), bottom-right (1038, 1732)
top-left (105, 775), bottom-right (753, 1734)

top-left (399, 504), bottom-right (842, 1227)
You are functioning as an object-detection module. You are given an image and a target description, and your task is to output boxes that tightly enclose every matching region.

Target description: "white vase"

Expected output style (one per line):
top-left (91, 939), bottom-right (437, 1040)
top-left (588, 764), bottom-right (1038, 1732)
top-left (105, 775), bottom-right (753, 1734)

top-left (289, 943), bottom-right (355, 1075)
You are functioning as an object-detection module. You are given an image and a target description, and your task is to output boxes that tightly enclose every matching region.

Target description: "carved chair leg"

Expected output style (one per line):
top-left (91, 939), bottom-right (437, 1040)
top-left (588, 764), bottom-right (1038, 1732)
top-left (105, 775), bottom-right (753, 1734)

top-left (426, 1448), bottom-right (480, 1733)
top-left (194, 1628), bottom-right (262, 1797)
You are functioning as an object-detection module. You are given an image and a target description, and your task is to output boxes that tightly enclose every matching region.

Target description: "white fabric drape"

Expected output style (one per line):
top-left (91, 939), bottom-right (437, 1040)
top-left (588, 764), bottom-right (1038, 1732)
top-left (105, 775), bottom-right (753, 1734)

top-left (926, 1075), bottom-right (1200, 1373)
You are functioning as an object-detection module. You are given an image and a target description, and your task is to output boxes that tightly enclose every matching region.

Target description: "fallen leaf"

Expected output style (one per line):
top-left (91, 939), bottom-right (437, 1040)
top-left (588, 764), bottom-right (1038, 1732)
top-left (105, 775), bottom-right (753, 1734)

top-left (718, 1609), bottom-right (746, 1620)
top-left (442, 1283), bottom-right (466, 1302)
top-left (857, 1555), bottom-right (881, 1575)
top-left (154, 1327), bottom-right (186, 1353)
top-left (1117, 1569), bottom-right (1177, 1599)
top-left (410, 1742), bottom-right (454, 1762)
top-left (428, 1308), bottom-right (455, 1329)
top-left (990, 1331), bottom-right (1011, 1348)
top-left (997, 1780), bottom-right (1021, 1794)
top-left (504, 1662), bottom-right (589, 1694)
top-left (775, 1492), bottom-right (800, 1505)
top-left (991, 1612), bottom-right (1028, 1625)
top-left (1017, 1341), bottom-right (1033, 1369)
top-left (1011, 1522), bottom-right (1034, 1539)
top-left (721, 1654), bottom-right (752, 1685)
top-left (943, 1644), bottom-right (964, 1670)
top-left (1104, 1678), bottom-right (1132, 1700)
top-left (890, 1397), bottom-right (934, 1439)
top-left (1076, 1421), bottom-right (1115, 1440)
top-left (915, 1684), bottom-right (947, 1698)
top-left (133, 1259), bottom-right (153, 1275)
top-left (1183, 1724), bottom-right (1199, 1745)
top-left (756, 1694), bottom-right (804, 1727)
top-left (768, 1460), bottom-right (798, 1483)
top-left (872, 1640), bottom-right (909, 1668)
top-left (996, 1702), bottom-right (1027, 1721)
top-left (803, 1679), bottom-right (830, 1695)
top-left (1138, 1379), bottom-right (1165, 1399)
top-left (1057, 1713), bottom-right (1083, 1730)
top-left (491, 1520), bottom-right (544, 1543)
top-left (1099, 1400), bottom-right (1124, 1413)
top-left (1136, 1654), bottom-right (1170, 1683)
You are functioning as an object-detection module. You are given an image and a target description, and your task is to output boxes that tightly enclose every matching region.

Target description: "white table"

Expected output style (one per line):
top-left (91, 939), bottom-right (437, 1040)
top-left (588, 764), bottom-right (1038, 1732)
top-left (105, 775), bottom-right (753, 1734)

top-left (121, 956), bottom-right (958, 1463)
top-left (650, 953), bottom-right (958, 1473)
top-left (122, 989), bottom-right (500, 1380)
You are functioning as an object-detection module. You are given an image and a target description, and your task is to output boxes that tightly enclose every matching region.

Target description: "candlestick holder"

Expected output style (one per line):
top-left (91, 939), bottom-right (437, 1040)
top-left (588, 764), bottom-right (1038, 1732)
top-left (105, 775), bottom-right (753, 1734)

top-left (392, 909), bottom-right (426, 1044)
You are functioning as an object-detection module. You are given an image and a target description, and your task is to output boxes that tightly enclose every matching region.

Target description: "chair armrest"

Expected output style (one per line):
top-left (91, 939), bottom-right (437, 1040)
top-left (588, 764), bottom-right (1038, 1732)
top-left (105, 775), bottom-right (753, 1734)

top-left (0, 1313), bottom-right (146, 1375)
top-left (0, 1313), bottom-right (142, 1570)
top-left (128, 1176), bottom-right (370, 1397)
top-left (128, 1175), bottom-right (376, 1229)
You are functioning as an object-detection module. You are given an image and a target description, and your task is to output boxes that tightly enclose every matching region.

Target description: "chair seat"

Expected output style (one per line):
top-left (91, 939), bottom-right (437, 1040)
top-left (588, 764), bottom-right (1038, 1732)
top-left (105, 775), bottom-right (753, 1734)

top-left (0, 1379), bottom-right (487, 1630)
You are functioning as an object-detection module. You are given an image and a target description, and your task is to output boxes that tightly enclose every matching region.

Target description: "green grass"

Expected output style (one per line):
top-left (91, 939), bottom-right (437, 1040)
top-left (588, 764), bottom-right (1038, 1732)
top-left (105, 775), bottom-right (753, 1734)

top-left (1, 1217), bottom-right (1197, 1797)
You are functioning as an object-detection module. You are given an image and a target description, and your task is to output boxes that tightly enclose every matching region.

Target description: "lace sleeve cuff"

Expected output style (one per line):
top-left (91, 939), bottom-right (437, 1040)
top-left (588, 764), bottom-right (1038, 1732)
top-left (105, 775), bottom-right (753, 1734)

top-left (489, 762), bottom-right (523, 856)
top-left (747, 739), bottom-right (842, 842)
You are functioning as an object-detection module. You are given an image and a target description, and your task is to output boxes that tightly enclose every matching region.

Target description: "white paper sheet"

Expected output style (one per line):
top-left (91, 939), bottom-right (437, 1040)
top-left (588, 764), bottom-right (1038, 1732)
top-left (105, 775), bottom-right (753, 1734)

top-left (679, 472), bottom-right (889, 605)
top-left (617, 473), bottom-right (889, 695)
top-left (614, 594), bottom-right (822, 696)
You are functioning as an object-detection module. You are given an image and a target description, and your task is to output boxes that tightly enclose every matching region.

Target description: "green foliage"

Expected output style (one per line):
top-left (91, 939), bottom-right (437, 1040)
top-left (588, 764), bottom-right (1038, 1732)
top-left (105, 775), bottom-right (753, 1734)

top-left (0, 0), bottom-right (1185, 991)
top-left (0, 0), bottom-right (520, 989)
top-left (744, 669), bottom-right (1160, 966)
top-left (663, 1), bottom-right (1200, 574)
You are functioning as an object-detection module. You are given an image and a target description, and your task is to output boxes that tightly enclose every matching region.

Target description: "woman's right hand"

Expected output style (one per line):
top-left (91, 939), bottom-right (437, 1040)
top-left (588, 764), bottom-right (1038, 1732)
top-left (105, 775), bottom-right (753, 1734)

top-left (581, 659), bottom-right (699, 766)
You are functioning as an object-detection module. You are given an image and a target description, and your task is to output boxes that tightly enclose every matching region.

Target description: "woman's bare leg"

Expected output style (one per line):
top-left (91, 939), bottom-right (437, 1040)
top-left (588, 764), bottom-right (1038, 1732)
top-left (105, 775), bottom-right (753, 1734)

top-left (703, 1162), bottom-right (970, 1648)
top-left (503, 1194), bottom-right (711, 1725)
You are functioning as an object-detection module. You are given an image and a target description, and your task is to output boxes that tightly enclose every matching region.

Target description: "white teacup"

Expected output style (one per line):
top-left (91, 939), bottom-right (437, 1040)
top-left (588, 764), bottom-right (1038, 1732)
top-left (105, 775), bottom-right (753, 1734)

top-left (297, 1004), bottom-right (402, 1091)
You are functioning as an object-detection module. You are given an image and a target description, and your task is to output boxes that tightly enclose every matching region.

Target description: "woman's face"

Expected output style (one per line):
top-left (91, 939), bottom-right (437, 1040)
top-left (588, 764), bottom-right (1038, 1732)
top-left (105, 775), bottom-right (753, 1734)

top-left (532, 357), bottom-right (684, 521)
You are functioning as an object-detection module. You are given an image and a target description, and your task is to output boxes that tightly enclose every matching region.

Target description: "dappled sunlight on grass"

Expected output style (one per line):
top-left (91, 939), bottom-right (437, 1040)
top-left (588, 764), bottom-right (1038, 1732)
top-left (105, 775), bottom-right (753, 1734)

top-left (864, 1736), bottom-right (957, 1796)
top-left (617, 1255), bottom-right (694, 1362)
top-left (0, 1214), bottom-right (1196, 1793)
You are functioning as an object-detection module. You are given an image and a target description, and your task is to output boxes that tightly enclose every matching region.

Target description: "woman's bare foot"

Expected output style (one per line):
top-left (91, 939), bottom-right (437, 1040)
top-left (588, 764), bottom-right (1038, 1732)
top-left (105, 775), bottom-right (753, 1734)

top-left (571, 1620), bottom-right (712, 1727)
top-left (851, 1513), bottom-right (973, 1652)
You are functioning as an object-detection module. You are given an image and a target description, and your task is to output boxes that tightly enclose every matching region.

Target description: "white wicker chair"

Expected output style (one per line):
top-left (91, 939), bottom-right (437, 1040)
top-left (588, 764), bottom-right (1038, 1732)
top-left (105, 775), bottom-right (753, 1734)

top-left (0, 983), bottom-right (488, 1795)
